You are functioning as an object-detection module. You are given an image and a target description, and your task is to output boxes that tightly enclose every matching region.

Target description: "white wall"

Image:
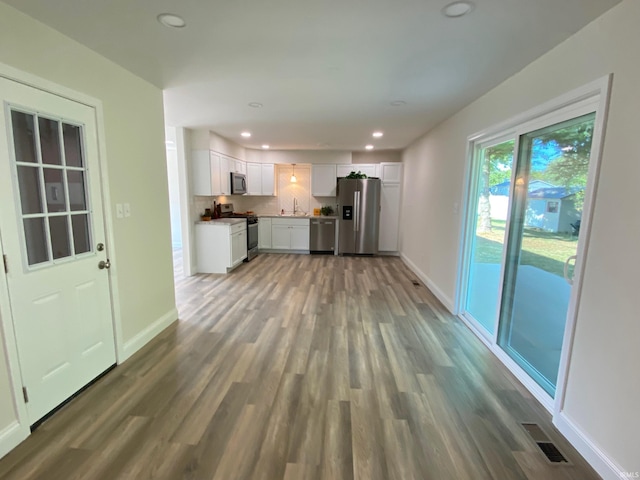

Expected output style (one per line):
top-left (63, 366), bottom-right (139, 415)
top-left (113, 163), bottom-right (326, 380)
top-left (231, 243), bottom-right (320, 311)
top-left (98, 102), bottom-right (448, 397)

top-left (246, 149), bottom-right (352, 165)
top-left (400, 0), bottom-right (639, 475)
top-left (0, 2), bottom-right (176, 450)
top-left (352, 150), bottom-right (402, 164)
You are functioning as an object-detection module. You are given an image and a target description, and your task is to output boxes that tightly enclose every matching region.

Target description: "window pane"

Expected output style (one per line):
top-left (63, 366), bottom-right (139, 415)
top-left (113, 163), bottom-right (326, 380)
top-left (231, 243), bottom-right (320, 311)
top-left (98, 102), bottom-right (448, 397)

top-left (17, 166), bottom-right (44, 214)
top-left (71, 214), bottom-right (91, 254)
top-left (23, 217), bottom-right (49, 265)
top-left (38, 117), bottom-right (62, 165)
top-left (43, 168), bottom-right (67, 213)
top-left (67, 170), bottom-right (87, 211)
top-left (465, 139), bottom-right (515, 334)
top-left (63, 123), bottom-right (84, 167)
top-left (49, 216), bottom-right (71, 260)
top-left (11, 111), bottom-right (38, 164)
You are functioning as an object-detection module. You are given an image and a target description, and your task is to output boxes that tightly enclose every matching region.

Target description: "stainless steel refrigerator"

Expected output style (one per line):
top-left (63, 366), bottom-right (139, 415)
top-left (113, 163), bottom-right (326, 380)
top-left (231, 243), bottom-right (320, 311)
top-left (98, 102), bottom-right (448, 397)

top-left (337, 178), bottom-right (381, 255)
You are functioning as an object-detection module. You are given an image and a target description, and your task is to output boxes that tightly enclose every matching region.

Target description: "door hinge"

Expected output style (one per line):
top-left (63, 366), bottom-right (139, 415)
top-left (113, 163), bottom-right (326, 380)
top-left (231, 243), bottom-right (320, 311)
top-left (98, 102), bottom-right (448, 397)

top-left (2, 254), bottom-right (7, 274)
top-left (22, 386), bottom-right (29, 403)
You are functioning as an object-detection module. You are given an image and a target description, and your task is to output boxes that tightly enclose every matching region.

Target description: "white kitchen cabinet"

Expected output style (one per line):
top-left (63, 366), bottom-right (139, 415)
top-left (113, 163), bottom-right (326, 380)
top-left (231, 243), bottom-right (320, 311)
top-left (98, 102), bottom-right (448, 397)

top-left (231, 227), bottom-right (248, 266)
top-left (246, 163), bottom-right (275, 196)
top-left (232, 159), bottom-right (246, 175)
top-left (380, 163), bottom-right (403, 183)
top-left (192, 151), bottom-right (222, 196)
top-left (261, 164), bottom-right (275, 195)
top-left (219, 156), bottom-right (231, 195)
top-left (379, 182), bottom-right (401, 252)
top-left (290, 225), bottom-right (310, 250)
top-left (195, 221), bottom-right (247, 273)
top-left (258, 217), bottom-right (272, 249)
top-left (271, 218), bottom-right (310, 250)
top-left (312, 164), bottom-right (337, 196)
top-left (336, 164), bottom-right (378, 179)
top-left (271, 224), bottom-right (291, 249)
top-left (246, 163), bottom-right (262, 195)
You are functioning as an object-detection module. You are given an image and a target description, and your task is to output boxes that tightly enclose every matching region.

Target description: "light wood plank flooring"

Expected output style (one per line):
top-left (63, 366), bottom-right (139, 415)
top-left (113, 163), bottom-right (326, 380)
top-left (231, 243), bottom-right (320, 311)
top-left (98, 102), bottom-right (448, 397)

top-left (0, 253), bottom-right (600, 479)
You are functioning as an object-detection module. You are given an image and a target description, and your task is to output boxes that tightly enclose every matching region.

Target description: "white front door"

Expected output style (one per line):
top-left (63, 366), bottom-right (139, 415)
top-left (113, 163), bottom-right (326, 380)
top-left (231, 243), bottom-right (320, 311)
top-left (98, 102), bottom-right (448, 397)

top-left (0, 77), bottom-right (116, 425)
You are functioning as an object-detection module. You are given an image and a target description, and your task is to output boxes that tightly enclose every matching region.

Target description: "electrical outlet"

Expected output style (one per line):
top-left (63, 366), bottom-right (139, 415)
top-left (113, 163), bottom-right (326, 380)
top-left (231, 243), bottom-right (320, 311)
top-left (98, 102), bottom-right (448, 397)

top-left (116, 203), bottom-right (124, 219)
top-left (124, 203), bottom-right (131, 217)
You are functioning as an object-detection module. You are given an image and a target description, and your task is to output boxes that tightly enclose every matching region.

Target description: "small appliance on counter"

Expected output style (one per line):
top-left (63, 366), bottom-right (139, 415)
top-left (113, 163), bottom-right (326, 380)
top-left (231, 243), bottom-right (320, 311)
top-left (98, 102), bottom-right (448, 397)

top-left (218, 203), bottom-right (258, 261)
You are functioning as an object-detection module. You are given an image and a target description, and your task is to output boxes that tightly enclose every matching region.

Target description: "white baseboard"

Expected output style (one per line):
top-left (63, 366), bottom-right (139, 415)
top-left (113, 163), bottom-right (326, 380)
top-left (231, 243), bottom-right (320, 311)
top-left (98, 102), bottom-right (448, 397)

top-left (554, 412), bottom-right (626, 480)
top-left (399, 253), bottom-right (455, 314)
top-left (0, 420), bottom-right (28, 460)
top-left (121, 308), bottom-right (178, 363)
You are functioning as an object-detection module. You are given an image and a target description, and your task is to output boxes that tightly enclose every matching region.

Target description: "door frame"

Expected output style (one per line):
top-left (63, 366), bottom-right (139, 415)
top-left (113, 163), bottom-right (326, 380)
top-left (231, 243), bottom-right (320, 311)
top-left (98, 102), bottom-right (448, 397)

top-left (0, 61), bottom-right (123, 457)
top-left (455, 74), bottom-right (612, 413)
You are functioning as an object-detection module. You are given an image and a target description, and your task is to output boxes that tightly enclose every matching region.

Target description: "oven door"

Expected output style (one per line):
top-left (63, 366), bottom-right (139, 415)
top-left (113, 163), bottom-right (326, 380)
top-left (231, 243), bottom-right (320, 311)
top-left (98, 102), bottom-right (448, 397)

top-left (247, 222), bottom-right (258, 250)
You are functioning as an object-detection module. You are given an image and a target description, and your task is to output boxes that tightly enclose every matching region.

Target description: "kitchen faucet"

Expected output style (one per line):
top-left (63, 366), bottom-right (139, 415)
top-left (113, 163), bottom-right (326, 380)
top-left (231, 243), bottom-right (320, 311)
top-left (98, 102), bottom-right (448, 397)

top-left (293, 197), bottom-right (297, 215)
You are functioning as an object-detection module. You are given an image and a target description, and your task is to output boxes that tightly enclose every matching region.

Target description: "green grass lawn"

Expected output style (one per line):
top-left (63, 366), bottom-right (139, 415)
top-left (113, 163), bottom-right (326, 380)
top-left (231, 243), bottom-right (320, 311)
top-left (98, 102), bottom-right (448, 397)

top-left (473, 220), bottom-right (578, 277)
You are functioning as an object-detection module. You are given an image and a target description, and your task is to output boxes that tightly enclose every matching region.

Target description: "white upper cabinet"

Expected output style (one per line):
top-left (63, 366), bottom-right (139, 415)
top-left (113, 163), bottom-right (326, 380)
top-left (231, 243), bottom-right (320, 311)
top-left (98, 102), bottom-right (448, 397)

top-left (311, 164), bottom-right (337, 197)
top-left (192, 151), bottom-right (223, 196)
top-left (219, 156), bottom-right (231, 195)
top-left (336, 164), bottom-right (379, 178)
top-left (246, 162), bottom-right (262, 195)
top-left (245, 163), bottom-right (275, 196)
top-left (380, 163), bottom-right (403, 183)
top-left (261, 164), bottom-right (275, 195)
top-left (232, 159), bottom-right (246, 175)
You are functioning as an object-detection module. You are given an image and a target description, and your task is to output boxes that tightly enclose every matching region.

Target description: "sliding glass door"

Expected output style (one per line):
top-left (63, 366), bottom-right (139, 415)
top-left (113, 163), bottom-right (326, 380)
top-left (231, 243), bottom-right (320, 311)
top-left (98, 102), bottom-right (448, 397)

top-left (461, 106), bottom-right (599, 401)
top-left (497, 112), bottom-right (596, 397)
top-left (463, 139), bottom-right (514, 335)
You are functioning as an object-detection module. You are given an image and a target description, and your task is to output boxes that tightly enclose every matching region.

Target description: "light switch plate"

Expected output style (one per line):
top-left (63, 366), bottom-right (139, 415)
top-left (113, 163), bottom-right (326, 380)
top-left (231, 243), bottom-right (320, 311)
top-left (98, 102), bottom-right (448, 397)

top-left (124, 203), bottom-right (131, 217)
top-left (116, 203), bottom-right (124, 219)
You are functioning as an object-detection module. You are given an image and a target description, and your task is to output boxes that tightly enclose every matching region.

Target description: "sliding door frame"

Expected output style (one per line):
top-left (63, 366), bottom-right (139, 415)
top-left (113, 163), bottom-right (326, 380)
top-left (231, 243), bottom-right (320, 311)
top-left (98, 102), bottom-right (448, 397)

top-left (456, 75), bottom-right (612, 414)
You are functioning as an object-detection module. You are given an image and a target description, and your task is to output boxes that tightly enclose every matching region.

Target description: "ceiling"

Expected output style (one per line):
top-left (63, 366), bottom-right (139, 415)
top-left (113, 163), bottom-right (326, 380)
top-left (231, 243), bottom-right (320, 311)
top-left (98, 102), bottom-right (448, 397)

top-left (4, 0), bottom-right (621, 151)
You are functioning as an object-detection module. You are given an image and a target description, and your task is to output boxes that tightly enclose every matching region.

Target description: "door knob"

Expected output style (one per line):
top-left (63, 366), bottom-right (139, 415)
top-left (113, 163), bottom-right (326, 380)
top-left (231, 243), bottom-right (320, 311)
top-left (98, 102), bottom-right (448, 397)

top-left (98, 260), bottom-right (111, 270)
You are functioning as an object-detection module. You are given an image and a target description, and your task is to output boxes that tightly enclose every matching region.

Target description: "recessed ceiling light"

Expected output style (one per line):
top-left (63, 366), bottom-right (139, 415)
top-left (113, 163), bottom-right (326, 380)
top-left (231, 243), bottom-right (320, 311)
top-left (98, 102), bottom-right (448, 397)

top-left (390, 100), bottom-right (406, 107)
top-left (365, 145), bottom-right (374, 150)
top-left (262, 144), bottom-right (270, 149)
top-left (372, 132), bottom-right (383, 138)
top-left (442, 1), bottom-right (474, 18)
top-left (241, 131), bottom-right (251, 138)
top-left (248, 102), bottom-right (263, 108)
top-left (157, 13), bottom-right (186, 28)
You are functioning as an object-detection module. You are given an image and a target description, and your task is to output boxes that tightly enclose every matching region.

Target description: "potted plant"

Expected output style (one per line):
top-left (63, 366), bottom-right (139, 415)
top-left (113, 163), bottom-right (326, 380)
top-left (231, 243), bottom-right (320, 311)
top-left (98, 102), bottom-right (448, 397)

top-left (320, 205), bottom-right (334, 216)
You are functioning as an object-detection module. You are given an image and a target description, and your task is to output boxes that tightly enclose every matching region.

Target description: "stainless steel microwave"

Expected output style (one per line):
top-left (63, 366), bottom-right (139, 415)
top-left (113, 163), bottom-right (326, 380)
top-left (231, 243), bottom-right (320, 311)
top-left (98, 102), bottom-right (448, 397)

top-left (230, 172), bottom-right (247, 195)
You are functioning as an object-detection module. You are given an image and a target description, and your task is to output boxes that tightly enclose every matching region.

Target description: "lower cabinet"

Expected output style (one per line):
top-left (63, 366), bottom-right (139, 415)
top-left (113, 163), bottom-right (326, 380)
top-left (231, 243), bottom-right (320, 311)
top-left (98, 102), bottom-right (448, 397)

top-left (231, 228), bottom-right (247, 266)
top-left (271, 218), bottom-right (310, 250)
top-left (195, 222), bottom-right (247, 274)
top-left (258, 217), bottom-right (272, 249)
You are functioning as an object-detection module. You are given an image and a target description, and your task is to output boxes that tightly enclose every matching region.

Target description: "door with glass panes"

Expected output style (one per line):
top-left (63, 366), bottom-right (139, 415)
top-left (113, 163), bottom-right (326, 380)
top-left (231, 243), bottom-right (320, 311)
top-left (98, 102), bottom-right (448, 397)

top-left (0, 77), bottom-right (115, 425)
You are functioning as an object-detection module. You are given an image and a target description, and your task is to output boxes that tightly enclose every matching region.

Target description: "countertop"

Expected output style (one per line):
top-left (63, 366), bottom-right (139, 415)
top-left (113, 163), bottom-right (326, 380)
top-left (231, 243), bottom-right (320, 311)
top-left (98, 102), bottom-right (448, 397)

top-left (196, 218), bottom-right (246, 226)
top-left (258, 214), bottom-right (339, 220)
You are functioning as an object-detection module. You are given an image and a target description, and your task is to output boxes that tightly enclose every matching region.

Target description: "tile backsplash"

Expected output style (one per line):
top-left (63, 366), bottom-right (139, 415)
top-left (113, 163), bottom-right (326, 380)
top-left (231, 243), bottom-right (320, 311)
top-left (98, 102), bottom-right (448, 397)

top-left (193, 165), bottom-right (338, 219)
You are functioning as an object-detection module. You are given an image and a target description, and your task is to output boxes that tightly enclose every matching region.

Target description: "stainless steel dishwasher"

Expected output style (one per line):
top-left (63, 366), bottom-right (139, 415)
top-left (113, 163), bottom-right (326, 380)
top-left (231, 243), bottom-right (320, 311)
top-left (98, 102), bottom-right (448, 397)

top-left (310, 218), bottom-right (336, 254)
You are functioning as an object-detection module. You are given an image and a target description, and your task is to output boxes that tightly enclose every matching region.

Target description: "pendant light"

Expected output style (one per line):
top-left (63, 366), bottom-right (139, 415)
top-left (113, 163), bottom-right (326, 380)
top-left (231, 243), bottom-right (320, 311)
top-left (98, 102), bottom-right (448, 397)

top-left (290, 163), bottom-right (297, 183)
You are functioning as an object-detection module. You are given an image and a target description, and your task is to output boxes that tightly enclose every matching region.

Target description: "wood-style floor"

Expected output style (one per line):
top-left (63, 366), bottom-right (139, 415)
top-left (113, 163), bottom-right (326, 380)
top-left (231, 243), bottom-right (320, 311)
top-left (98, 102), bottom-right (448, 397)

top-left (0, 253), bottom-right (600, 480)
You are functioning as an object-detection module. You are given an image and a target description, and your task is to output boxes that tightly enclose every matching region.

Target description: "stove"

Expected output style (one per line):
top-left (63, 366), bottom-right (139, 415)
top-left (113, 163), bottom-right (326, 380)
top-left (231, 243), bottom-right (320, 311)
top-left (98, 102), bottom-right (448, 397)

top-left (218, 204), bottom-right (258, 261)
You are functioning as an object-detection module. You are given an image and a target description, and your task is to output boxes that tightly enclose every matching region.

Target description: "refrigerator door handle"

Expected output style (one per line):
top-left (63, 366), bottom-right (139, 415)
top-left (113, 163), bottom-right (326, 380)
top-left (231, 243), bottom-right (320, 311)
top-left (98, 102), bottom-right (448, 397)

top-left (354, 190), bottom-right (361, 232)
